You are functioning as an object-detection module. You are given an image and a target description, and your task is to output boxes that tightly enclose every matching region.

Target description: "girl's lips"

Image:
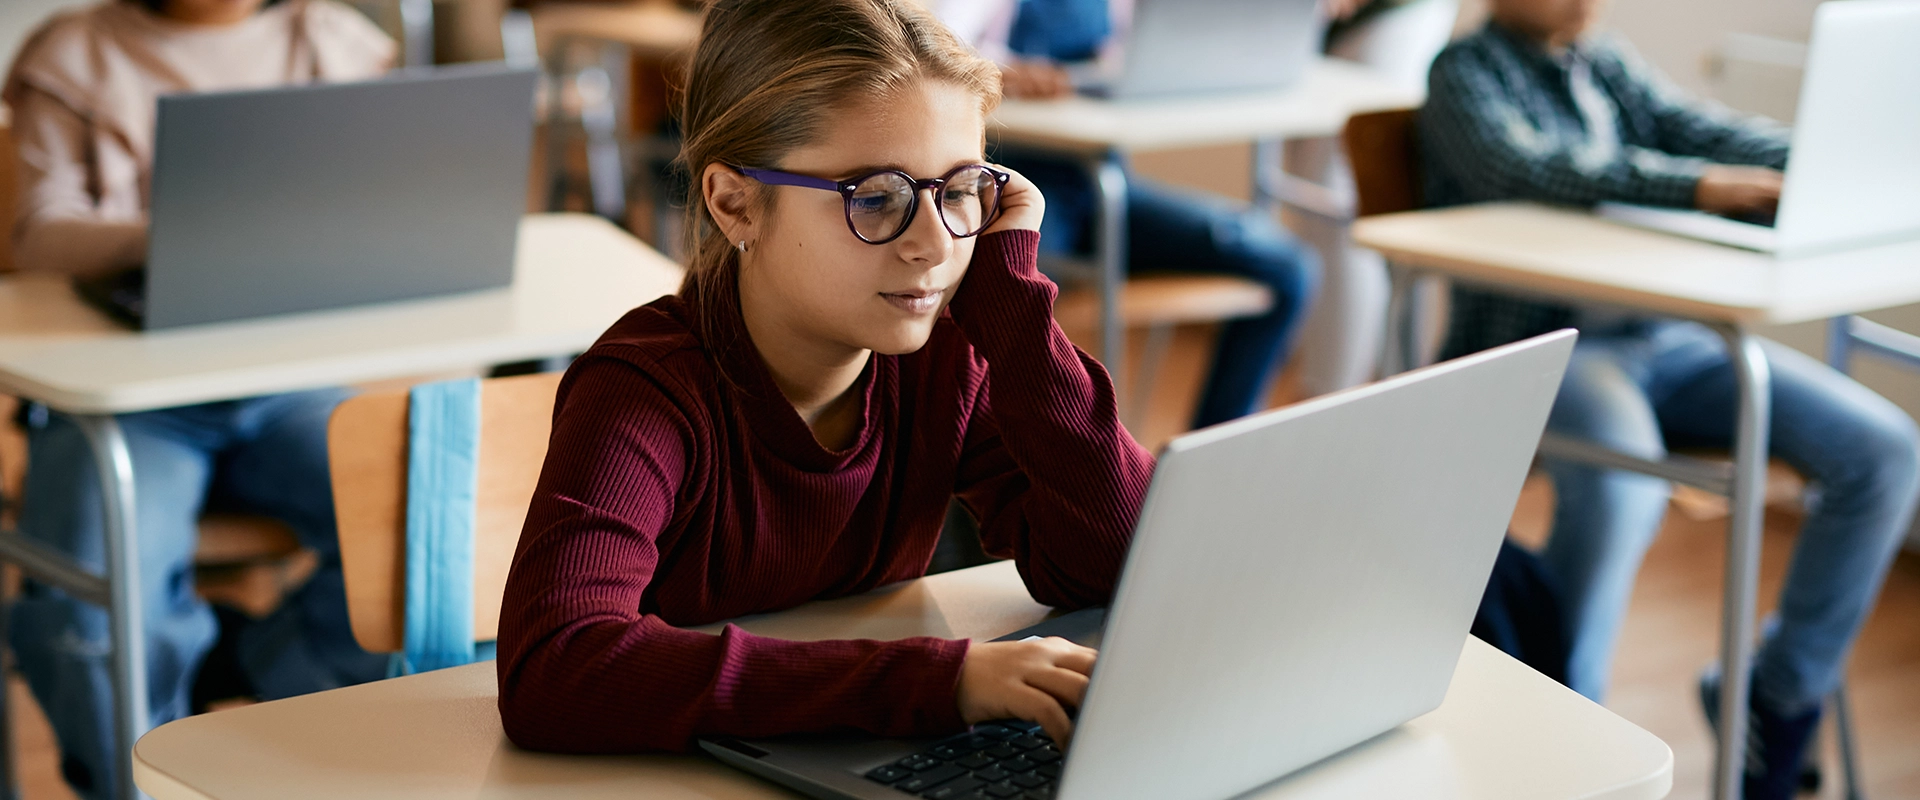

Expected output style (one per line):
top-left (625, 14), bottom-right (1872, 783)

top-left (881, 289), bottom-right (944, 315)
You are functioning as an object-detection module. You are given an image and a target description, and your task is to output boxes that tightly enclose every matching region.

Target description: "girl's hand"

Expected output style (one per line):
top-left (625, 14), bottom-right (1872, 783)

top-left (982, 165), bottom-right (1045, 237)
top-left (955, 637), bottom-right (1097, 746)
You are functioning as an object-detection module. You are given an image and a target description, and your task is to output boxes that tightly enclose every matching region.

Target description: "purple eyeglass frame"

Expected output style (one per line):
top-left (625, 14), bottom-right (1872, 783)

top-left (735, 164), bottom-right (1011, 245)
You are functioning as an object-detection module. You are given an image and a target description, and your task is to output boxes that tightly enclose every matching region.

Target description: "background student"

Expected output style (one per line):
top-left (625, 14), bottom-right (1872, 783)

top-left (495, 0), bottom-right (1152, 752)
top-left (937, 0), bottom-right (1321, 429)
top-left (4, 0), bottom-right (392, 795)
top-left (1418, 0), bottom-right (1920, 796)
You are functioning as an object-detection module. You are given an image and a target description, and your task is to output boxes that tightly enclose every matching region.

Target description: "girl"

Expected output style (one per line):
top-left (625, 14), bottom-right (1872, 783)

top-left (496, 0), bottom-right (1153, 752)
top-left (5, 1), bottom-right (392, 795)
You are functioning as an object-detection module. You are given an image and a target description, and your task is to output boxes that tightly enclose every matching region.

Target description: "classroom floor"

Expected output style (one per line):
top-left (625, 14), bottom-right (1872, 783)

top-left (2, 332), bottom-right (1918, 800)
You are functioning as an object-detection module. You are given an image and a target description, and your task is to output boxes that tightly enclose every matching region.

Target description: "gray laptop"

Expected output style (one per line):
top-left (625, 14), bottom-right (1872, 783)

top-left (1594, 0), bottom-right (1920, 258)
top-left (1071, 0), bottom-right (1325, 99)
top-left (136, 63), bottom-right (537, 329)
top-left (700, 330), bottom-right (1577, 800)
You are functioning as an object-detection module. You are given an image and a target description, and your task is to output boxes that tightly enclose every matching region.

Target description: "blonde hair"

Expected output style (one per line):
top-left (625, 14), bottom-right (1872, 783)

top-left (676, 0), bottom-right (1002, 345)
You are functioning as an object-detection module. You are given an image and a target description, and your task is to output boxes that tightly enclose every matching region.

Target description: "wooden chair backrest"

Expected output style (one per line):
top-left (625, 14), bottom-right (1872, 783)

top-left (1342, 108), bottom-right (1423, 217)
top-left (329, 371), bottom-right (563, 653)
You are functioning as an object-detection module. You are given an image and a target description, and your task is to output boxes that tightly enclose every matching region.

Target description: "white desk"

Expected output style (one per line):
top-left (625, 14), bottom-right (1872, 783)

top-left (988, 59), bottom-right (1420, 397)
top-left (132, 560), bottom-right (1672, 800)
top-left (0, 213), bottom-right (683, 800)
top-left (1352, 201), bottom-right (1920, 800)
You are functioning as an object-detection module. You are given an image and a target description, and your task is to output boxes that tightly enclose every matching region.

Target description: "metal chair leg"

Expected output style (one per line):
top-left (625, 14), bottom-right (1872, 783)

top-left (1833, 682), bottom-right (1867, 800)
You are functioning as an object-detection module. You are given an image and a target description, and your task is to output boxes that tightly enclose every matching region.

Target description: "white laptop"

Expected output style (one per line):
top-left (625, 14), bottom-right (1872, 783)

top-left (700, 330), bottom-right (1576, 800)
top-left (1069, 0), bottom-right (1325, 99)
top-left (1594, 0), bottom-right (1920, 258)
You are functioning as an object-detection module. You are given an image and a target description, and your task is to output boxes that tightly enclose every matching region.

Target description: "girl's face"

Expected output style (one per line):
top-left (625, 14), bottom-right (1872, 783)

top-left (159, 0), bottom-right (269, 25)
top-left (716, 79), bottom-right (988, 359)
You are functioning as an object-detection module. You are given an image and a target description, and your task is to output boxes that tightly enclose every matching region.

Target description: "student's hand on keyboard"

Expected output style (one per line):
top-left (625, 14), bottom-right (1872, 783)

top-left (1694, 165), bottom-right (1784, 216)
top-left (999, 61), bottom-right (1072, 101)
top-left (956, 637), bottom-right (1098, 747)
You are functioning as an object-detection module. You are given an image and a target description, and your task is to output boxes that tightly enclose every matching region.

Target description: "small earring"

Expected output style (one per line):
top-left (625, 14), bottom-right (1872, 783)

top-left (736, 240), bottom-right (749, 253)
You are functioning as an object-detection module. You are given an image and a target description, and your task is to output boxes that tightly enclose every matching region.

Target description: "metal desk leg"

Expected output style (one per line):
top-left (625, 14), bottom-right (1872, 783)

top-left (397, 0), bottom-right (434, 68)
top-left (1377, 265), bottom-right (1419, 378)
top-left (1090, 155), bottom-right (1129, 405)
top-left (1711, 326), bottom-right (1770, 800)
top-left (576, 57), bottom-right (628, 224)
top-left (1827, 315), bottom-right (1854, 370)
top-left (72, 415), bottom-right (148, 800)
top-left (544, 37), bottom-right (574, 212)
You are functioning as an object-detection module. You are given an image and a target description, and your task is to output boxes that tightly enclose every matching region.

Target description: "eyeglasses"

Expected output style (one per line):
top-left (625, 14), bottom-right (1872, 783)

top-left (735, 164), bottom-right (1011, 245)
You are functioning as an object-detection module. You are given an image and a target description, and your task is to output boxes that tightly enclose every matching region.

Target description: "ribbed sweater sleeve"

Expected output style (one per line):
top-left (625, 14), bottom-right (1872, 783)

top-left (495, 354), bottom-right (969, 754)
top-left (948, 230), bottom-right (1154, 608)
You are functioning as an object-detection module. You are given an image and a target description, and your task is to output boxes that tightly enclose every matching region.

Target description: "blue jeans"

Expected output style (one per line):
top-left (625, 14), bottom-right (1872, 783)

top-left (1543, 320), bottom-right (1920, 713)
top-left (1000, 152), bottom-right (1320, 428)
top-left (10, 390), bottom-right (386, 799)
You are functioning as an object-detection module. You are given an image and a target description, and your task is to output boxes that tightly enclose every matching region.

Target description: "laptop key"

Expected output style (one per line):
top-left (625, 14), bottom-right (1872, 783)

top-left (900, 755), bottom-right (944, 772)
top-left (865, 765), bottom-right (911, 784)
top-left (1008, 772), bottom-right (1049, 789)
top-left (1035, 763), bottom-right (1061, 778)
top-left (1023, 788), bottom-right (1055, 800)
top-left (930, 744), bottom-right (969, 760)
top-left (972, 766), bottom-right (1011, 782)
top-left (1006, 735), bottom-right (1047, 751)
top-left (897, 764), bottom-right (967, 793)
top-left (999, 756), bottom-right (1037, 773)
top-left (982, 782), bottom-right (1024, 798)
top-left (983, 744), bottom-right (1021, 760)
top-left (955, 753), bottom-right (996, 770)
top-left (975, 726), bottom-right (1019, 741)
top-left (1024, 748), bottom-right (1061, 765)
top-left (921, 777), bottom-right (985, 799)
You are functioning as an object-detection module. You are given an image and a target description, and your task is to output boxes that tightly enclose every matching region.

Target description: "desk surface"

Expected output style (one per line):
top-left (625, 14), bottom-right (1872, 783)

top-left (1352, 202), bottom-right (1920, 327)
top-left (132, 561), bottom-right (1671, 800)
top-left (990, 59), bottom-right (1420, 153)
top-left (0, 213), bottom-right (683, 415)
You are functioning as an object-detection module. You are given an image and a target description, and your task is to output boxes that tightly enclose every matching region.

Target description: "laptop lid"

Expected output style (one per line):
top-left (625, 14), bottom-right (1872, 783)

top-left (143, 63), bottom-right (537, 330)
top-left (1773, 0), bottom-right (1920, 257)
top-left (1056, 330), bottom-right (1573, 800)
top-left (1101, 0), bottom-right (1324, 99)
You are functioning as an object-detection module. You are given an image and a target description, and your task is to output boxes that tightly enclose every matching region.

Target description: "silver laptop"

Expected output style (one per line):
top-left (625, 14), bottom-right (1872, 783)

top-left (1071, 0), bottom-right (1324, 100)
top-left (139, 63), bottom-right (537, 329)
top-left (700, 330), bottom-right (1576, 800)
top-left (1594, 0), bottom-right (1920, 258)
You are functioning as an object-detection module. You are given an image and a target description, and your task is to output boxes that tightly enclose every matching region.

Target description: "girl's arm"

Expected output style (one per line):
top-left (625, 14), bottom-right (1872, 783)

top-left (8, 88), bottom-right (147, 277)
top-left (946, 229), bottom-right (1156, 609)
top-left (495, 354), bottom-right (968, 753)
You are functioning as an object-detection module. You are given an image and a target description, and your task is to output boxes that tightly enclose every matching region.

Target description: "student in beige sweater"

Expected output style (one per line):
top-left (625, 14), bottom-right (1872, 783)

top-left (4, 1), bottom-right (392, 796)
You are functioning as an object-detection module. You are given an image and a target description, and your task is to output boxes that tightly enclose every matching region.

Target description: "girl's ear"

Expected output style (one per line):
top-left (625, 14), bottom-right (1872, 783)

top-left (703, 163), bottom-right (760, 246)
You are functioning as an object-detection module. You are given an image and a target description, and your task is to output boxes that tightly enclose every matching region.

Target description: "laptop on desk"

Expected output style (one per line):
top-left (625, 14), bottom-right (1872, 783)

top-left (81, 63), bottom-right (537, 330)
top-left (1067, 0), bottom-right (1325, 100)
top-left (700, 330), bottom-right (1576, 800)
top-left (1594, 0), bottom-right (1920, 258)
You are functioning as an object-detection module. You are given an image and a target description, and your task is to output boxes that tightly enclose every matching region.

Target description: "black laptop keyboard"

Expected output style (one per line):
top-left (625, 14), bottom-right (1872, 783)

top-left (862, 720), bottom-right (1063, 799)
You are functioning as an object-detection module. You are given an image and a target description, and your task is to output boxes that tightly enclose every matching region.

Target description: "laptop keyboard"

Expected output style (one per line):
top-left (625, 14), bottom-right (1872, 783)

top-left (862, 721), bottom-right (1063, 799)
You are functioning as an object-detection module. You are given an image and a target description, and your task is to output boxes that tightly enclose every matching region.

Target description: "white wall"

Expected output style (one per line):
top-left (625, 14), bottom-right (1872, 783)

top-left (1, 0), bottom-right (86, 79)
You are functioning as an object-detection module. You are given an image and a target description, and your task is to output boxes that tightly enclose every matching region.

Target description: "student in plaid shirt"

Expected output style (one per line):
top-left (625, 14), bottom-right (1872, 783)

top-left (1418, 2), bottom-right (1919, 798)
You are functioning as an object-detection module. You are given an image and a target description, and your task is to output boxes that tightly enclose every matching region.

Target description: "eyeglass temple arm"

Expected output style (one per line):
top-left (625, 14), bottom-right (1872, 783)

top-left (736, 167), bottom-right (844, 192)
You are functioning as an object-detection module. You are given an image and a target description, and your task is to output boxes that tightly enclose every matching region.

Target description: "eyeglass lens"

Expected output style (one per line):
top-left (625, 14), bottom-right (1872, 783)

top-left (846, 166), bottom-right (1002, 243)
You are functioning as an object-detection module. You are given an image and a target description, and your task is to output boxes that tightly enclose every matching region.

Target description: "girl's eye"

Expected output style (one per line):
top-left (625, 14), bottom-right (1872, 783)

top-left (850, 192), bottom-right (894, 213)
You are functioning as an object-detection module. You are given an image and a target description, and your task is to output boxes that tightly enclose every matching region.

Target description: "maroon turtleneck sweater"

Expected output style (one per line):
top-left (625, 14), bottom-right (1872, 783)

top-left (495, 230), bottom-right (1154, 753)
